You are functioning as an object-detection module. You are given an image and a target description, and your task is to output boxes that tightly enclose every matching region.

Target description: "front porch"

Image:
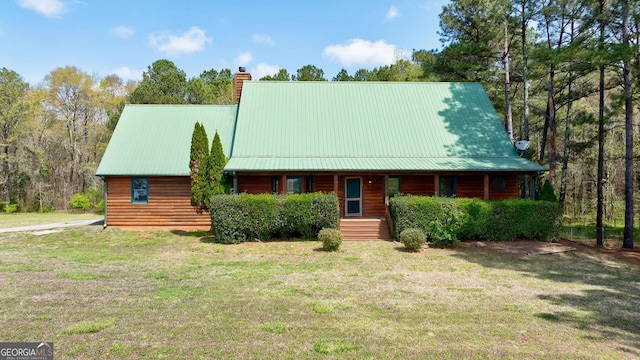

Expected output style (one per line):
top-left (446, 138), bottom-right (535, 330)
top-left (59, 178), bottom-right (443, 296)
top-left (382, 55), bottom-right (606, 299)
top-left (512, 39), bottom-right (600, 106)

top-left (339, 217), bottom-right (392, 241)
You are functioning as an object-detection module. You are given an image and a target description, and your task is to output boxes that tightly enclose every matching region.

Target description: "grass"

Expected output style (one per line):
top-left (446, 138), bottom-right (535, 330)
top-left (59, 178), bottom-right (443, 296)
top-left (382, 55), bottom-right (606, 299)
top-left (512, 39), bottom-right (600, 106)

top-left (0, 212), bottom-right (102, 228)
top-left (1, 226), bottom-right (639, 359)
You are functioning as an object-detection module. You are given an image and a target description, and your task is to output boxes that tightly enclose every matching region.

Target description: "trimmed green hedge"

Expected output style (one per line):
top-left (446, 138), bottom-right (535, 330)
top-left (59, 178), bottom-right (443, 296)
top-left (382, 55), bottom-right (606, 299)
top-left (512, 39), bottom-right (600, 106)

top-left (389, 196), bottom-right (562, 246)
top-left (209, 193), bottom-right (339, 244)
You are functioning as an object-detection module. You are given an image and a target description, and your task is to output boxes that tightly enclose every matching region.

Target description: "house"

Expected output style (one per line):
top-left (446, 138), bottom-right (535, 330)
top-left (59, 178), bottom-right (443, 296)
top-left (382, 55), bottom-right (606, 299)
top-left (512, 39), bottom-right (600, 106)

top-left (96, 68), bottom-right (545, 234)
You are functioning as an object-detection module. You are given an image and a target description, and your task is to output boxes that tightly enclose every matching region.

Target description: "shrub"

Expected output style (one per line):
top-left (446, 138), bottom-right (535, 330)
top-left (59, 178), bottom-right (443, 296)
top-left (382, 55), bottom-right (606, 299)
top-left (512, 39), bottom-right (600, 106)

top-left (69, 185), bottom-right (103, 213)
top-left (311, 194), bottom-right (340, 231)
top-left (209, 193), bottom-right (340, 244)
top-left (483, 199), bottom-right (562, 242)
top-left (209, 195), bottom-right (248, 244)
top-left (400, 228), bottom-right (426, 252)
top-left (389, 196), bottom-right (462, 248)
top-left (69, 193), bottom-right (91, 211)
top-left (242, 193), bottom-right (279, 240)
top-left (281, 194), bottom-right (316, 239)
top-left (457, 198), bottom-right (491, 239)
top-left (319, 228), bottom-right (343, 251)
top-left (538, 180), bottom-right (558, 202)
top-left (390, 196), bottom-right (562, 244)
top-left (95, 200), bottom-right (104, 214)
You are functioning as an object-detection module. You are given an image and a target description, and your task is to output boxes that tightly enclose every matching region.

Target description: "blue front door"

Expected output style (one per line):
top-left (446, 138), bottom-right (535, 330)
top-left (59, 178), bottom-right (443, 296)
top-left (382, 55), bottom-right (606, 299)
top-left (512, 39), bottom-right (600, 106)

top-left (345, 177), bottom-right (362, 216)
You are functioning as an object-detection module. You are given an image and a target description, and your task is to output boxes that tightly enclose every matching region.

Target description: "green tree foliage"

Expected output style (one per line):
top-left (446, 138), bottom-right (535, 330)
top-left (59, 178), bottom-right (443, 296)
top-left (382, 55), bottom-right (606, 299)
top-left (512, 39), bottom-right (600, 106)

top-left (130, 59), bottom-right (187, 104)
top-left (190, 125), bottom-right (228, 213)
top-left (43, 66), bottom-right (108, 198)
top-left (189, 122), bottom-right (209, 212)
top-left (209, 131), bottom-right (228, 196)
top-left (0, 68), bottom-right (30, 207)
top-left (294, 65), bottom-right (326, 81)
top-left (332, 69), bottom-right (354, 81)
top-left (260, 68), bottom-right (292, 81)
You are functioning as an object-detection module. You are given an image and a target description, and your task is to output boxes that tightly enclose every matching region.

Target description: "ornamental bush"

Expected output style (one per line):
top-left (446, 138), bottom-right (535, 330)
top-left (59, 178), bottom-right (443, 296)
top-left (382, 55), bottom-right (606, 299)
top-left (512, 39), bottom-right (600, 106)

top-left (209, 193), bottom-right (339, 244)
top-left (400, 228), bottom-right (426, 252)
top-left (389, 196), bottom-right (562, 245)
top-left (318, 228), bottom-right (343, 251)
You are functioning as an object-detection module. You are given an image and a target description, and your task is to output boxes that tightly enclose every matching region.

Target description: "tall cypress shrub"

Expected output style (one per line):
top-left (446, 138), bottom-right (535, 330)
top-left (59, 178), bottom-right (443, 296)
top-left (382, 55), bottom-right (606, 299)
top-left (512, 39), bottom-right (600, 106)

top-left (189, 122), bottom-right (209, 213)
top-left (209, 131), bottom-right (228, 196)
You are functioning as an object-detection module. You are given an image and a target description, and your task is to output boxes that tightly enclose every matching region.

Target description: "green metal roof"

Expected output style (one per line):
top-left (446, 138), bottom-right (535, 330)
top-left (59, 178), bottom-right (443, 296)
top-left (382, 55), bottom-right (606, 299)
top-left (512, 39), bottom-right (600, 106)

top-left (225, 82), bottom-right (545, 172)
top-left (96, 105), bottom-right (237, 176)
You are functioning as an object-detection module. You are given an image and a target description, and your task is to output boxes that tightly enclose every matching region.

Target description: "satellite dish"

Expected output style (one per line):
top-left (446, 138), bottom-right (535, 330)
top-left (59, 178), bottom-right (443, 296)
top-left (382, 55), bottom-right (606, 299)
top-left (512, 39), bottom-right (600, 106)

top-left (515, 140), bottom-right (531, 151)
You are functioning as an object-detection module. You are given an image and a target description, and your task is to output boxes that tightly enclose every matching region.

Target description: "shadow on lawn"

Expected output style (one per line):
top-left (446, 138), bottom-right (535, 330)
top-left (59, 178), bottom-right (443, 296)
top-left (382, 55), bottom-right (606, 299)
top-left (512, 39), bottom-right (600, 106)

top-left (170, 230), bottom-right (216, 243)
top-left (451, 242), bottom-right (640, 354)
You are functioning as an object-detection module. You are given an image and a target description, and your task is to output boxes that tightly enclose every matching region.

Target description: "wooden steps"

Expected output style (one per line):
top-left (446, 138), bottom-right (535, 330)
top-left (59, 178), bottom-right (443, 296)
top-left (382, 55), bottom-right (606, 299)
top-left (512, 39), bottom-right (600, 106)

top-left (339, 217), bottom-right (392, 241)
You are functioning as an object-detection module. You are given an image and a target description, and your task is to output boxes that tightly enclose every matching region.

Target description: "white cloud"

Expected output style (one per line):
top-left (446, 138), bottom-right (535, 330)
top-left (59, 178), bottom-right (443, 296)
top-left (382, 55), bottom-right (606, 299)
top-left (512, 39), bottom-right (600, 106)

top-left (323, 39), bottom-right (396, 67)
top-left (18, 0), bottom-right (66, 17)
top-left (251, 63), bottom-right (280, 80)
top-left (111, 66), bottom-right (143, 82)
top-left (235, 52), bottom-right (253, 67)
top-left (111, 26), bottom-right (135, 39)
top-left (252, 33), bottom-right (275, 46)
top-left (386, 5), bottom-right (399, 20)
top-left (148, 26), bottom-right (212, 56)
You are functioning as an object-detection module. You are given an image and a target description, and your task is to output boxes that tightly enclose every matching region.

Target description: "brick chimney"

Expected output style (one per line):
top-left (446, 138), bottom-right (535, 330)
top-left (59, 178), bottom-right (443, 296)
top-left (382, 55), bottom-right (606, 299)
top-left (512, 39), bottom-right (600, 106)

top-left (234, 67), bottom-right (252, 104)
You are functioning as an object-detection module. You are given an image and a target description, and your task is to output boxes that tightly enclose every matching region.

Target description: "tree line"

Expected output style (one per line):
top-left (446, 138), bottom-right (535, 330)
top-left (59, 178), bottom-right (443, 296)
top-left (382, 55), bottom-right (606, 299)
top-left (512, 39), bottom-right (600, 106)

top-left (1, 0), bottom-right (637, 246)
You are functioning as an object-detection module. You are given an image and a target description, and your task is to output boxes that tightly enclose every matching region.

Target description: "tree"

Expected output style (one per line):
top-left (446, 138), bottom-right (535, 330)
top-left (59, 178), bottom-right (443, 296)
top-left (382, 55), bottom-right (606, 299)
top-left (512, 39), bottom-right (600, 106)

top-left (130, 59), bottom-right (187, 104)
top-left (189, 122), bottom-right (209, 213)
top-left (0, 68), bottom-right (30, 207)
top-left (43, 66), bottom-right (104, 198)
top-left (332, 69), bottom-right (353, 81)
top-left (260, 68), bottom-right (292, 81)
top-left (189, 68), bottom-right (234, 104)
top-left (294, 65), bottom-right (326, 81)
top-left (438, 0), bottom-right (514, 138)
top-left (620, 0), bottom-right (634, 248)
top-left (208, 131), bottom-right (228, 196)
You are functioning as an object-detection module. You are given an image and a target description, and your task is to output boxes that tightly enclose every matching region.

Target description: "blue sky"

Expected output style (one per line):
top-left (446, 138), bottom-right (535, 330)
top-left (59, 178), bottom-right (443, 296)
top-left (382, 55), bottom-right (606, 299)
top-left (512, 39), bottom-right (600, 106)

top-left (1, 0), bottom-right (449, 85)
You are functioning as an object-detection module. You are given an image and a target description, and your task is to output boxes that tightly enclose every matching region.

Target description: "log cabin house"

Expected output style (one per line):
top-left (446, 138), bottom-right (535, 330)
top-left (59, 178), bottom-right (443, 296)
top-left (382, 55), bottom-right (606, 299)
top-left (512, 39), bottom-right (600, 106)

top-left (96, 68), bottom-right (545, 237)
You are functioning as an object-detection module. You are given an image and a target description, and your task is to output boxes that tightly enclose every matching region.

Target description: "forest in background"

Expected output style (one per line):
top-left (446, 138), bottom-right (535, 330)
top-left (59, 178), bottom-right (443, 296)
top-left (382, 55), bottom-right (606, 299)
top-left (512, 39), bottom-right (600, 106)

top-left (1, 0), bottom-right (638, 245)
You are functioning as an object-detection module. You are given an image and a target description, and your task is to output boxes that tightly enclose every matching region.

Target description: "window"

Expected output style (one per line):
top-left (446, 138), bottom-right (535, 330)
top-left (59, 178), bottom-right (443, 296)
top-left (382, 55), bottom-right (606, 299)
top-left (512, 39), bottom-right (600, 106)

top-left (287, 176), bottom-right (302, 194)
top-left (388, 176), bottom-right (400, 197)
top-left (271, 177), bottom-right (279, 194)
top-left (131, 178), bottom-right (148, 204)
top-left (439, 176), bottom-right (456, 197)
top-left (306, 176), bottom-right (314, 193)
top-left (491, 176), bottom-right (508, 192)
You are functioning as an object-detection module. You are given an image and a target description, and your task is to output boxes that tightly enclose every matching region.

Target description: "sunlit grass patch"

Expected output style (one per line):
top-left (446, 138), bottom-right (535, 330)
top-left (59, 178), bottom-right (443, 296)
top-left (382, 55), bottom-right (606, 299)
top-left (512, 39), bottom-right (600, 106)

top-left (56, 270), bottom-right (103, 280)
top-left (312, 338), bottom-right (357, 354)
top-left (307, 300), bottom-right (351, 314)
top-left (61, 317), bottom-right (116, 335)
top-left (0, 260), bottom-right (49, 273)
top-left (155, 284), bottom-right (204, 300)
top-left (260, 321), bottom-right (289, 334)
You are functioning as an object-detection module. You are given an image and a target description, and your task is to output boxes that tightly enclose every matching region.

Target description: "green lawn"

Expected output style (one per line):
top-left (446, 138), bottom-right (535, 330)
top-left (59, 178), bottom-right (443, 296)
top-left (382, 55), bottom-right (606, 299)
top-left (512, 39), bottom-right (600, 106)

top-left (0, 212), bottom-right (102, 228)
top-left (1, 227), bottom-right (639, 359)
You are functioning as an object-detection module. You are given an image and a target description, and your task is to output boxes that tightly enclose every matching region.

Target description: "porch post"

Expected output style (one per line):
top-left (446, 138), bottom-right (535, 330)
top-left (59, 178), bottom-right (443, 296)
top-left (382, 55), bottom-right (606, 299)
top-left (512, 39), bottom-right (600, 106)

top-left (384, 174), bottom-right (389, 204)
top-left (434, 174), bottom-right (440, 196)
top-left (333, 174), bottom-right (338, 194)
top-left (281, 175), bottom-right (286, 194)
top-left (484, 174), bottom-right (489, 200)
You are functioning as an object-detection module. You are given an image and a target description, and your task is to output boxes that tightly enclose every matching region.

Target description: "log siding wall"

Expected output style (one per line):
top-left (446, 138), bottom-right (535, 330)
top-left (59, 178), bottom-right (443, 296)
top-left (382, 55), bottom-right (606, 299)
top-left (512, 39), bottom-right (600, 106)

top-left (234, 173), bottom-right (526, 218)
top-left (105, 176), bottom-right (210, 230)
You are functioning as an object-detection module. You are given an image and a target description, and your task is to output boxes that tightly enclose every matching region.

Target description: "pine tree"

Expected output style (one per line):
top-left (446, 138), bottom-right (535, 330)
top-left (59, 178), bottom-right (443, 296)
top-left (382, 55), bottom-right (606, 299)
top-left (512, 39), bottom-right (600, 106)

top-left (189, 122), bottom-right (209, 213)
top-left (209, 131), bottom-right (228, 196)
